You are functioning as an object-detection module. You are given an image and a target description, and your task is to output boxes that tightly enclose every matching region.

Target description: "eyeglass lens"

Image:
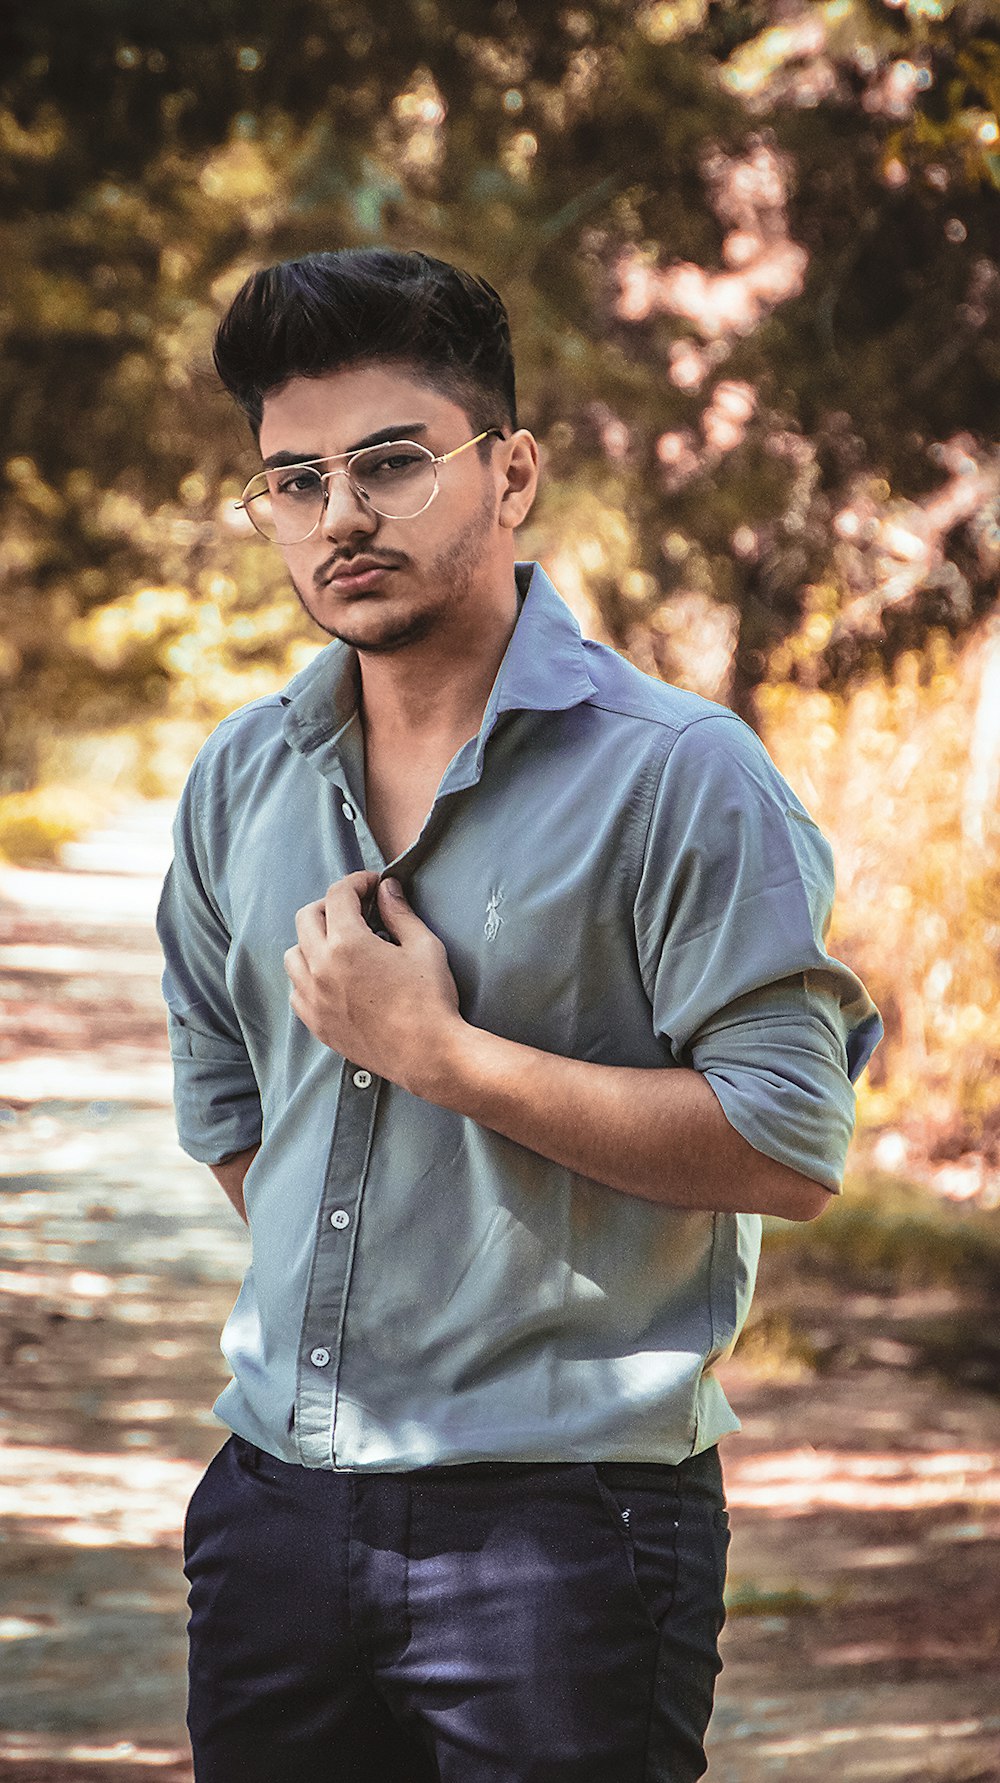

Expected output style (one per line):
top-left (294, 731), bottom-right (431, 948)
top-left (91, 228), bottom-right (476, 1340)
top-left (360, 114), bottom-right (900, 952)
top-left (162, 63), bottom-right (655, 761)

top-left (245, 442), bottom-right (437, 541)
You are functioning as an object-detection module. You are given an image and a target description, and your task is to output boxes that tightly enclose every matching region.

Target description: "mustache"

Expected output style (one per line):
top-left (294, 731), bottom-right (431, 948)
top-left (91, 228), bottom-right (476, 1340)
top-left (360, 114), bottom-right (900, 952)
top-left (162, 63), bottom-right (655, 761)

top-left (314, 548), bottom-right (409, 586)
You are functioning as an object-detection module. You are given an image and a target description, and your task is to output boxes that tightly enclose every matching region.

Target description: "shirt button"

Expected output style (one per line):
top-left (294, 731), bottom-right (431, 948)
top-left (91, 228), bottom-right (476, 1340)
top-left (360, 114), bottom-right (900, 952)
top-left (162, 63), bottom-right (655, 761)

top-left (309, 1346), bottom-right (331, 1368)
top-left (341, 802), bottom-right (355, 821)
top-left (329, 1209), bottom-right (351, 1231)
top-left (352, 1069), bottom-right (373, 1090)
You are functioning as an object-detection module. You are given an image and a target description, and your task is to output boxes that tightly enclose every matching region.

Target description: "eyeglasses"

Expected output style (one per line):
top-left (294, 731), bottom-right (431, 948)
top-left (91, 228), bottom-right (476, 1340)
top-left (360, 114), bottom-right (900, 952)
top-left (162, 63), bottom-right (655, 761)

top-left (237, 429), bottom-right (505, 543)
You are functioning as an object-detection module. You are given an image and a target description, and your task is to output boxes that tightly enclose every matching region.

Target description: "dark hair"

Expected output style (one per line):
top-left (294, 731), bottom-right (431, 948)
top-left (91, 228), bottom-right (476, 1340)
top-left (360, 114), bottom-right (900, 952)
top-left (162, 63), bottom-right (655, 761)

top-left (213, 248), bottom-right (517, 439)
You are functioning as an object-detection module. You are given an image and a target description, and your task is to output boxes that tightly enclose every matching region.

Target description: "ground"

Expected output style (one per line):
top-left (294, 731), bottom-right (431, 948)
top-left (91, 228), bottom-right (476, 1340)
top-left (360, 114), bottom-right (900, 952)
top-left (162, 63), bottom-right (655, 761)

top-left (0, 803), bottom-right (998, 1781)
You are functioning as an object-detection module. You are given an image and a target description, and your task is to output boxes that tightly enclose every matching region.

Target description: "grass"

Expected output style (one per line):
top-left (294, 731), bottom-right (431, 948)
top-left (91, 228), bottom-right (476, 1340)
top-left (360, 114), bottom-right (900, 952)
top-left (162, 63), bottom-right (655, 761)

top-left (762, 1170), bottom-right (1000, 1295)
top-left (724, 1579), bottom-right (835, 1617)
top-left (734, 1170), bottom-right (1000, 1395)
top-left (0, 786), bottom-right (110, 865)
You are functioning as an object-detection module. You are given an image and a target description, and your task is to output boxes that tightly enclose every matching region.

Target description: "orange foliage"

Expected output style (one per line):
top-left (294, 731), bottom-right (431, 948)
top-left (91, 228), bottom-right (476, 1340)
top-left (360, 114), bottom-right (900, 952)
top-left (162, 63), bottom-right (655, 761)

top-left (759, 617), bottom-right (1000, 1179)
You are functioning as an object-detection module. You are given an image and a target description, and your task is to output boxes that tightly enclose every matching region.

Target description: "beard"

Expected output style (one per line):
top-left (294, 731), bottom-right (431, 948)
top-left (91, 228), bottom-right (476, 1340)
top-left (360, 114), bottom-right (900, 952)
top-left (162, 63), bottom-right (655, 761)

top-left (289, 485), bottom-right (497, 655)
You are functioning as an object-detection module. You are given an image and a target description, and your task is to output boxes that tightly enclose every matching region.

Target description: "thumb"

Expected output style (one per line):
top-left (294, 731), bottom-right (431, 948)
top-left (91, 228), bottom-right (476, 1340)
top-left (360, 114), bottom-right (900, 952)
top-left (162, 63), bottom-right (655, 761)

top-left (377, 876), bottom-right (421, 935)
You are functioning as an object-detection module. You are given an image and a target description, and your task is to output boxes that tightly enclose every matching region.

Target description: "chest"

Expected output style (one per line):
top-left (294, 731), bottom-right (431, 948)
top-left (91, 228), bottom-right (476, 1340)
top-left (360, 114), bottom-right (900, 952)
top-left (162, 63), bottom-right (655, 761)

top-left (363, 745), bottom-right (462, 863)
top-left (215, 707), bottom-right (667, 1071)
top-left (365, 759), bottom-right (442, 862)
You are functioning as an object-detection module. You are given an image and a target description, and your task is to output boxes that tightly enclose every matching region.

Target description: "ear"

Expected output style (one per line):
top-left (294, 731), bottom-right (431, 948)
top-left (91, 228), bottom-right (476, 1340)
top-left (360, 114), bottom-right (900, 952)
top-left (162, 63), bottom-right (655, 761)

top-left (497, 430), bottom-right (539, 531)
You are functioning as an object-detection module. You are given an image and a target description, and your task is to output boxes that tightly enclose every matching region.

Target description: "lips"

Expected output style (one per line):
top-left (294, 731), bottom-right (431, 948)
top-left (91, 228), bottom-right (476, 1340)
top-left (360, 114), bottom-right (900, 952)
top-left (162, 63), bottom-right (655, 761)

top-left (324, 557), bottom-right (398, 593)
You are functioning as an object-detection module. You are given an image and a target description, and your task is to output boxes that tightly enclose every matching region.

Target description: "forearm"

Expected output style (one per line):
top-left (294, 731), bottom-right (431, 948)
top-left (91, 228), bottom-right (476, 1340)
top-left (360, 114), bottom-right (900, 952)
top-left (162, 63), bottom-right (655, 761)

top-left (285, 871), bottom-right (834, 1219)
top-left (209, 1144), bottom-right (260, 1225)
top-left (421, 1023), bottom-right (831, 1221)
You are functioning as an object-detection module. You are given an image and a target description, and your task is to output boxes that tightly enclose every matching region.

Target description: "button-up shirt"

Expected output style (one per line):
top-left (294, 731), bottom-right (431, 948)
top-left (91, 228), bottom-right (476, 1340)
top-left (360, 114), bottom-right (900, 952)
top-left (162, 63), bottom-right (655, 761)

top-left (156, 561), bottom-right (881, 1470)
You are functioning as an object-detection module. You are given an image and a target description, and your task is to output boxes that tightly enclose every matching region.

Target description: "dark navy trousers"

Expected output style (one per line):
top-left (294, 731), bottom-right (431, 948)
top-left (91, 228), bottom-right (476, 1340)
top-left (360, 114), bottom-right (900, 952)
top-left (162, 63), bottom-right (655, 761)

top-left (184, 1435), bottom-right (730, 1782)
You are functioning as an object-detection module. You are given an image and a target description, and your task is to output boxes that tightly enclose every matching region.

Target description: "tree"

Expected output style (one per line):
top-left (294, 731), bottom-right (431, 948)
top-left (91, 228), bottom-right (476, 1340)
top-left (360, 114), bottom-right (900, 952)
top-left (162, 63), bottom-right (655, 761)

top-left (2, 0), bottom-right (1000, 782)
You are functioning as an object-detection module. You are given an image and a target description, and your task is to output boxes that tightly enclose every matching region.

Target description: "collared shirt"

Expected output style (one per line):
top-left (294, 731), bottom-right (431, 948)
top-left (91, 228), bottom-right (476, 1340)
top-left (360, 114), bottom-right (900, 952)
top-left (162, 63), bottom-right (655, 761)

top-left (157, 561), bottom-right (881, 1470)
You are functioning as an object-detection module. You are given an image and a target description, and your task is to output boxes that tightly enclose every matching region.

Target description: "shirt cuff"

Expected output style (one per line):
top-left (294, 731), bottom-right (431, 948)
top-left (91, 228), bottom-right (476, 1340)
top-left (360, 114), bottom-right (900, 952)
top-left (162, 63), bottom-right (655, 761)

top-left (170, 1055), bottom-right (263, 1164)
top-left (691, 981), bottom-right (858, 1193)
top-left (167, 1014), bottom-right (263, 1165)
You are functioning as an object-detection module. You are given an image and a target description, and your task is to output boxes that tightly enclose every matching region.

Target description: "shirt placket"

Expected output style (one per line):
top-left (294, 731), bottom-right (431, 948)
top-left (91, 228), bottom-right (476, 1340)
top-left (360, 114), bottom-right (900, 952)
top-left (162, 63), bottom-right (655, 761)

top-left (294, 1053), bottom-right (382, 1466)
top-left (292, 770), bottom-right (385, 1467)
top-left (291, 751), bottom-right (473, 1467)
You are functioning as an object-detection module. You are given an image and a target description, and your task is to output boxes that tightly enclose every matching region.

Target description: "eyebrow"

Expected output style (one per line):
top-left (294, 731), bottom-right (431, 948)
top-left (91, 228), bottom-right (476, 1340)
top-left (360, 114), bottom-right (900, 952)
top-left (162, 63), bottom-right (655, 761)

top-left (261, 423), bottom-right (429, 470)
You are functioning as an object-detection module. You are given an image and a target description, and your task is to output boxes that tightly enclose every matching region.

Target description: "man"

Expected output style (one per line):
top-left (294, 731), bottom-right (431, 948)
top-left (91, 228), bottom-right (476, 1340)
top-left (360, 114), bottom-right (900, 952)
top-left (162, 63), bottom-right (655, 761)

top-left (157, 247), bottom-right (881, 1782)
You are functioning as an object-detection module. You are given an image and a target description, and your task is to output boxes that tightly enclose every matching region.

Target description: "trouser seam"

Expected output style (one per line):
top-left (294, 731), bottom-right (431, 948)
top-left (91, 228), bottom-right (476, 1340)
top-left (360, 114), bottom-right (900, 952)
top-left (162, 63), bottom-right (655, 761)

top-left (640, 1462), bottom-right (682, 1782)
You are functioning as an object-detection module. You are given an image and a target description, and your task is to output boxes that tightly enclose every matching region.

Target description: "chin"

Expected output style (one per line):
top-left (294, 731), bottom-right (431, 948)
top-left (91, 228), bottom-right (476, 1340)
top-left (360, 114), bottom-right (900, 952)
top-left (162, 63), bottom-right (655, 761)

top-left (319, 605), bottom-right (437, 655)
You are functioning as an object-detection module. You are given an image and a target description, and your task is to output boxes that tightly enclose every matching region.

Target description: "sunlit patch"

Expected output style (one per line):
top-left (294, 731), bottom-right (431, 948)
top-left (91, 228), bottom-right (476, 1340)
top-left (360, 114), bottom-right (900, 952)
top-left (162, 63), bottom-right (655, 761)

top-left (0, 1616), bottom-right (57, 1641)
top-left (848, 1543), bottom-right (923, 1572)
top-left (615, 143), bottom-right (808, 343)
top-left (702, 380), bottom-right (757, 455)
top-left (0, 1268), bottom-right (132, 1300)
top-left (0, 1734), bottom-right (186, 1766)
top-left (108, 1400), bottom-right (176, 1422)
top-left (0, 1445), bottom-right (200, 1547)
top-left (815, 1636), bottom-right (987, 1665)
top-left (926, 1516), bottom-right (1000, 1541)
top-left (645, 591), bottom-right (739, 703)
top-left (719, 17), bottom-right (827, 101)
top-left (726, 1447), bottom-right (1000, 1512)
top-left (759, 1716), bottom-right (991, 1758)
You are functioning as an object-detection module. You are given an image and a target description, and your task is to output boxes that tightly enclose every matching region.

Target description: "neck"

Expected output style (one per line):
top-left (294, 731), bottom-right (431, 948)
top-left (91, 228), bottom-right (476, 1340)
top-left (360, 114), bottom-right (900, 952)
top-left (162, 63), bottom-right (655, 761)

top-left (358, 569), bottom-right (520, 754)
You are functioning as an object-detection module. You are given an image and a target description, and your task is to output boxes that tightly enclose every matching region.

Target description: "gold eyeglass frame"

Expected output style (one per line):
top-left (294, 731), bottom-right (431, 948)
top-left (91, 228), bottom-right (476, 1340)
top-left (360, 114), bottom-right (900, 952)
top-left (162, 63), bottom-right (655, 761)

top-left (237, 428), bottom-right (505, 541)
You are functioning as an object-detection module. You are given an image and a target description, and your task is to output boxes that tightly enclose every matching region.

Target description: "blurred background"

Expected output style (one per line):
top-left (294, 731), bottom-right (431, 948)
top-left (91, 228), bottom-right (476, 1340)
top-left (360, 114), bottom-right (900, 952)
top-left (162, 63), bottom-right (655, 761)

top-left (1, 2), bottom-right (999, 1779)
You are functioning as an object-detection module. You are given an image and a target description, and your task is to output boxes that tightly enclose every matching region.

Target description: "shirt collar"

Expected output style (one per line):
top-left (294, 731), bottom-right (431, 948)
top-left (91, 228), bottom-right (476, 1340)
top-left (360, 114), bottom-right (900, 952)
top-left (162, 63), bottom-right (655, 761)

top-left (280, 560), bottom-right (597, 772)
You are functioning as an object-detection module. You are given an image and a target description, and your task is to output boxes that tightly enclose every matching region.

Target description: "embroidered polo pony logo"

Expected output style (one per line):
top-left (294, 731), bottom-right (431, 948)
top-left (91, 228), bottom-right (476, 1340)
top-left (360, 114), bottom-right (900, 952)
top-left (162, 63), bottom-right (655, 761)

top-left (484, 888), bottom-right (503, 942)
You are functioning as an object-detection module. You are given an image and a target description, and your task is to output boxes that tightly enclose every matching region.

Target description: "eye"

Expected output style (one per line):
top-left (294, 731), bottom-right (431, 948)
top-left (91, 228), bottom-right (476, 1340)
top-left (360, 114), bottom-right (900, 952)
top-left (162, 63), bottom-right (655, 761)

top-left (357, 447), bottom-right (428, 479)
top-left (274, 468), bottom-right (320, 496)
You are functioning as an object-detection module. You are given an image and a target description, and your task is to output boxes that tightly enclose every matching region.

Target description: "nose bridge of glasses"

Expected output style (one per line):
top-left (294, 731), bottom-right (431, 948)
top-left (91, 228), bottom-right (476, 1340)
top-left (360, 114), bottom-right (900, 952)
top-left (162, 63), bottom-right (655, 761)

top-left (319, 462), bottom-right (373, 516)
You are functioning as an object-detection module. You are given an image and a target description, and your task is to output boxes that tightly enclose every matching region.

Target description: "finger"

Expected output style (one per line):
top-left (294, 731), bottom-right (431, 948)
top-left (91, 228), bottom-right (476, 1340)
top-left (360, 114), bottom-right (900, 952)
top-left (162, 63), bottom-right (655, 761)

top-left (324, 870), bottom-right (380, 929)
top-left (294, 899), bottom-right (328, 955)
top-left (327, 869), bottom-right (380, 902)
top-left (288, 985), bottom-right (311, 1032)
top-left (283, 943), bottom-right (310, 988)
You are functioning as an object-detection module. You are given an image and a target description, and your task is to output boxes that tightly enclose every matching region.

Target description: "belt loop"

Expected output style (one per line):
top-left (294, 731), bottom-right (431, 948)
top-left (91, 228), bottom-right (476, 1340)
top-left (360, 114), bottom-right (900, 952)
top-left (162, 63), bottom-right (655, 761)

top-left (235, 1434), bottom-right (262, 1475)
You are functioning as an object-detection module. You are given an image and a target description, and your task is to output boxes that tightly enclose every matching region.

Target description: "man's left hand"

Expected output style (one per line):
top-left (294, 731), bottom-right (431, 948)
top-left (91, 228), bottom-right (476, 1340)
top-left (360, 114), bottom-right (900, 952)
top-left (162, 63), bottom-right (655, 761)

top-left (284, 871), bottom-right (464, 1096)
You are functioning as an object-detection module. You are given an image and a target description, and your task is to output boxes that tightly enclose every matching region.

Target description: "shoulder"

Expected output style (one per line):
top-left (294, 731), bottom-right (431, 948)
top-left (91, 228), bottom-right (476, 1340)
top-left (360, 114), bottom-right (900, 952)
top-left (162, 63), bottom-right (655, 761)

top-left (208, 689), bottom-right (289, 744)
top-left (182, 692), bottom-right (289, 809)
top-left (579, 647), bottom-right (830, 866)
top-left (580, 641), bottom-right (788, 791)
top-left (580, 638), bottom-right (735, 738)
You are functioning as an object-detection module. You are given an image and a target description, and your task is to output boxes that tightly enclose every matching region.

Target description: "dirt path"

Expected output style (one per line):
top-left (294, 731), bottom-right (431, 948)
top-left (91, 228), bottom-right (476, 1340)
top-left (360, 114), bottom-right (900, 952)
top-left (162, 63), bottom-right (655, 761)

top-left (1, 804), bottom-right (998, 1782)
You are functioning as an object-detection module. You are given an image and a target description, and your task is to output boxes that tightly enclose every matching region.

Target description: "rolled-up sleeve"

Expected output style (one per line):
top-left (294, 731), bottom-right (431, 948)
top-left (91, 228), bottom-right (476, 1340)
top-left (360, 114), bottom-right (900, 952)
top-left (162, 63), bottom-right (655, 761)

top-left (634, 714), bottom-right (882, 1193)
top-left (156, 761), bottom-right (263, 1165)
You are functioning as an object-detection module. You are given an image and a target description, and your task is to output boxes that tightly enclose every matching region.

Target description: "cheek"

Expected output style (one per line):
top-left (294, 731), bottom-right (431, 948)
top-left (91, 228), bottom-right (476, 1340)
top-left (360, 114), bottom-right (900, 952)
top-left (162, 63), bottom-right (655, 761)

top-left (281, 542), bottom-right (321, 579)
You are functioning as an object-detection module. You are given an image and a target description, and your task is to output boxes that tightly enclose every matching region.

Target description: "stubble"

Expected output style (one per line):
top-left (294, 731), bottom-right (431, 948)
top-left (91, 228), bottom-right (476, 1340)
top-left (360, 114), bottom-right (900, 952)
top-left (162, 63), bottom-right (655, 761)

top-left (289, 481), bottom-right (498, 656)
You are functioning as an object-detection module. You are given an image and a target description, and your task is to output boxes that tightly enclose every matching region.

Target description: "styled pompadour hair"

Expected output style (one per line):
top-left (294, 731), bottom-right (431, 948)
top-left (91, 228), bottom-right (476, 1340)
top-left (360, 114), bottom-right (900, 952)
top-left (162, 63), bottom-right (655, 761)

top-left (213, 248), bottom-right (517, 438)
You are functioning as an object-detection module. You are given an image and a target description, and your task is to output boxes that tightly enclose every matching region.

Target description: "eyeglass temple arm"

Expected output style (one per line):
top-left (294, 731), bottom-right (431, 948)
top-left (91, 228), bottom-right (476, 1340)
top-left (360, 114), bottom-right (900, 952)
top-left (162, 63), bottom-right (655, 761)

top-left (437, 427), bottom-right (505, 465)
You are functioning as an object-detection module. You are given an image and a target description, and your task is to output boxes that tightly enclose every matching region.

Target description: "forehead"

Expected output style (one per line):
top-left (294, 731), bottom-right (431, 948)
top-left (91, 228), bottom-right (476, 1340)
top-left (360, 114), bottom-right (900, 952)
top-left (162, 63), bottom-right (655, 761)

top-left (258, 363), bottom-right (467, 457)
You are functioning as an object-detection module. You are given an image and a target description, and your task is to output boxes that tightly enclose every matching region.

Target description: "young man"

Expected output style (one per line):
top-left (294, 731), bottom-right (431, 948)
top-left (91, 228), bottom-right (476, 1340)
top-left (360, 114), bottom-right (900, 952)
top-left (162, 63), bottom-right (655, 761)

top-left (157, 248), bottom-right (881, 1782)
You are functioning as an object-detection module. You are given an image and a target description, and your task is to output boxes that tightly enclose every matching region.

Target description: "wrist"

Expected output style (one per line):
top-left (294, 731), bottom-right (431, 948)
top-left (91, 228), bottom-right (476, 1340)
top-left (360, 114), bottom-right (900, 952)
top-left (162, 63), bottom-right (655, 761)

top-left (403, 1010), bottom-right (473, 1106)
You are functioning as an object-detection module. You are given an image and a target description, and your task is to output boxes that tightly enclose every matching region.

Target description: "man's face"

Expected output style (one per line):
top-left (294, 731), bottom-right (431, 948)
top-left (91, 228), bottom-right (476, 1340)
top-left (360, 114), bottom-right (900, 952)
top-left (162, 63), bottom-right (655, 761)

top-left (257, 362), bottom-right (510, 654)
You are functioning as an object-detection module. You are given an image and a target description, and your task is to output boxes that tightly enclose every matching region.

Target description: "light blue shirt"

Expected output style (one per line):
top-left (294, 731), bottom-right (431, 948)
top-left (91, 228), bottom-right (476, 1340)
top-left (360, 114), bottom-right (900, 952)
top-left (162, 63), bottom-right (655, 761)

top-left (157, 561), bottom-right (881, 1470)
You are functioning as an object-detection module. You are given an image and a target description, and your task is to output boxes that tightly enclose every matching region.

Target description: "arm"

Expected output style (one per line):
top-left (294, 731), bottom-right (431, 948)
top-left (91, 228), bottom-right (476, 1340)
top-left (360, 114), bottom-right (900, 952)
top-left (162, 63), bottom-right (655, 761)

top-left (286, 720), bottom-right (880, 1221)
top-left (284, 875), bottom-right (839, 1223)
top-left (209, 1144), bottom-right (260, 1225)
top-left (157, 760), bottom-right (263, 1179)
top-left (417, 1023), bottom-right (830, 1221)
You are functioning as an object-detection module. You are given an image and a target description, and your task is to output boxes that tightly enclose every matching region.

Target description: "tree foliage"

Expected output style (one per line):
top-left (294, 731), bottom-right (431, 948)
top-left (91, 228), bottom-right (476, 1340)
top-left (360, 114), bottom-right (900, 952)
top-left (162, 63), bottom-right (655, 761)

top-left (2, 0), bottom-right (1000, 781)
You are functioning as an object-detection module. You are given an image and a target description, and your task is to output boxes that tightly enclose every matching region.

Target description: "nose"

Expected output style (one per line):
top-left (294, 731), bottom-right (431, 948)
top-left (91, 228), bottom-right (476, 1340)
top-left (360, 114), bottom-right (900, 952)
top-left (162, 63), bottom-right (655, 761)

top-left (316, 468), bottom-right (377, 540)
